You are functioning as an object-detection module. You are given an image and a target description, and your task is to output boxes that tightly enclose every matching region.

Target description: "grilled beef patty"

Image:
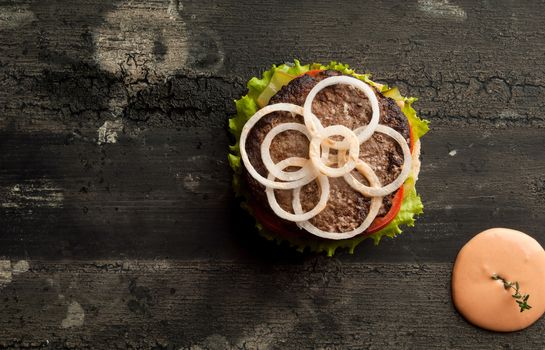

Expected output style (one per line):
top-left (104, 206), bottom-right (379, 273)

top-left (244, 70), bottom-right (410, 236)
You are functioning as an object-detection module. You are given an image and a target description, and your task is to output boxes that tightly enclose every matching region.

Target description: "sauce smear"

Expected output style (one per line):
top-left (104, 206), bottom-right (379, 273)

top-left (452, 228), bottom-right (545, 332)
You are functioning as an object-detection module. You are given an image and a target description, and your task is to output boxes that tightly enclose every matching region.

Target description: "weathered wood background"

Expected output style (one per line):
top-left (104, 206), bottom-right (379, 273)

top-left (1, 0), bottom-right (545, 348)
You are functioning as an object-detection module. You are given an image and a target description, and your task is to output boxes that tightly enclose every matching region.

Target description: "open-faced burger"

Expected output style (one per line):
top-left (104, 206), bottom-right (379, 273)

top-left (228, 61), bottom-right (429, 256)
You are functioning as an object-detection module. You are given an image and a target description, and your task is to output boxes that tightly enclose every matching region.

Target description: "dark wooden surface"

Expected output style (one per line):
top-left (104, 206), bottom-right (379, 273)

top-left (1, 0), bottom-right (545, 348)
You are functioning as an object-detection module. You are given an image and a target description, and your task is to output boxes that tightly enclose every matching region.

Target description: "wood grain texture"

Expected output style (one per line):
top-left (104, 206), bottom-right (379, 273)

top-left (1, 260), bottom-right (544, 349)
top-left (1, 0), bottom-right (545, 348)
top-left (2, 0), bottom-right (545, 127)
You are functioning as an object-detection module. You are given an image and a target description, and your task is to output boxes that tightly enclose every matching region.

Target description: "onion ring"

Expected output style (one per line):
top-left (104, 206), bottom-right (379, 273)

top-left (265, 157), bottom-right (330, 222)
top-left (303, 76), bottom-right (380, 147)
top-left (293, 161), bottom-right (383, 240)
top-left (309, 125), bottom-right (359, 178)
top-left (344, 124), bottom-right (411, 197)
top-left (411, 139), bottom-right (421, 182)
top-left (239, 103), bottom-right (317, 189)
top-left (260, 123), bottom-right (313, 182)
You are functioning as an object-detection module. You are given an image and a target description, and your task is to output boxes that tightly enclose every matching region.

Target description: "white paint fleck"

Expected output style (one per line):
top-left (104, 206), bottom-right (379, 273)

top-left (12, 260), bottom-right (29, 275)
top-left (61, 301), bottom-right (85, 329)
top-left (1, 180), bottom-right (63, 208)
top-left (417, 0), bottom-right (467, 21)
top-left (234, 324), bottom-right (277, 349)
top-left (0, 6), bottom-right (36, 29)
top-left (0, 260), bottom-right (12, 286)
top-left (179, 170), bottom-right (226, 196)
top-left (190, 334), bottom-right (230, 350)
top-left (151, 260), bottom-right (171, 271)
top-left (167, 0), bottom-right (182, 19)
top-left (189, 325), bottom-right (289, 350)
top-left (178, 155), bottom-right (226, 195)
top-left (1, 202), bottom-right (19, 208)
top-left (445, 205), bottom-right (453, 210)
top-left (97, 119), bottom-right (123, 145)
top-left (0, 260), bottom-right (30, 288)
top-left (93, 3), bottom-right (188, 77)
top-left (498, 109), bottom-right (523, 120)
top-left (449, 149), bottom-right (457, 156)
top-left (183, 173), bottom-right (200, 193)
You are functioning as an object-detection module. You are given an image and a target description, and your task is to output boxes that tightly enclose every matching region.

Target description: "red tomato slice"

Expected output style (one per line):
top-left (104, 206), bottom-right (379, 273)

top-left (298, 69), bottom-right (323, 78)
top-left (251, 201), bottom-right (297, 239)
top-left (366, 123), bottom-right (414, 234)
top-left (366, 186), bottom-right (404, 234)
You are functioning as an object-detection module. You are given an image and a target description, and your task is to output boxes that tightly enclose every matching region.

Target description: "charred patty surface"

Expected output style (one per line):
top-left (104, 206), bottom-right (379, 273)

top-left (244, 70), bottom-right (410, 235)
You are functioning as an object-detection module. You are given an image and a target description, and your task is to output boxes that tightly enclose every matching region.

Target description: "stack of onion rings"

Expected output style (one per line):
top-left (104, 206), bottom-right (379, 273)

top-left (239, 76), bottom-right (412, 240)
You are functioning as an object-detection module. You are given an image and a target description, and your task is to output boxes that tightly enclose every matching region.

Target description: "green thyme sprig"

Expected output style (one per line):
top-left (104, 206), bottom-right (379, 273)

top-left (491, 274), bottom-right (532, 312)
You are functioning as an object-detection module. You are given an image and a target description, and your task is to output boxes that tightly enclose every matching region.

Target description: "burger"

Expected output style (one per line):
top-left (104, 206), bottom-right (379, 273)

top-left (228, 61), bottom-right (429, 256)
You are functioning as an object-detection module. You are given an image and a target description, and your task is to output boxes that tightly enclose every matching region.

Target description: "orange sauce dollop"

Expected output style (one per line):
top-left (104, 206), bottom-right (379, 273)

top-left (452, 228), bottom-right (545, 332)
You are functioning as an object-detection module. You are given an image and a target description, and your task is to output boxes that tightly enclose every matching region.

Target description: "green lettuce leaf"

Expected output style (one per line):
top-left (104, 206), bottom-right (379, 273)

top-left (248, 60), bottom-right (309, 100)
top-left (383, 87), bottom-right (429, 141)
top-left (228, 60), bottom-right (428, 256)
top-left (402, 97), bottom-right (429, 140)
top-left (368, 177), bottom-right (423, 245)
